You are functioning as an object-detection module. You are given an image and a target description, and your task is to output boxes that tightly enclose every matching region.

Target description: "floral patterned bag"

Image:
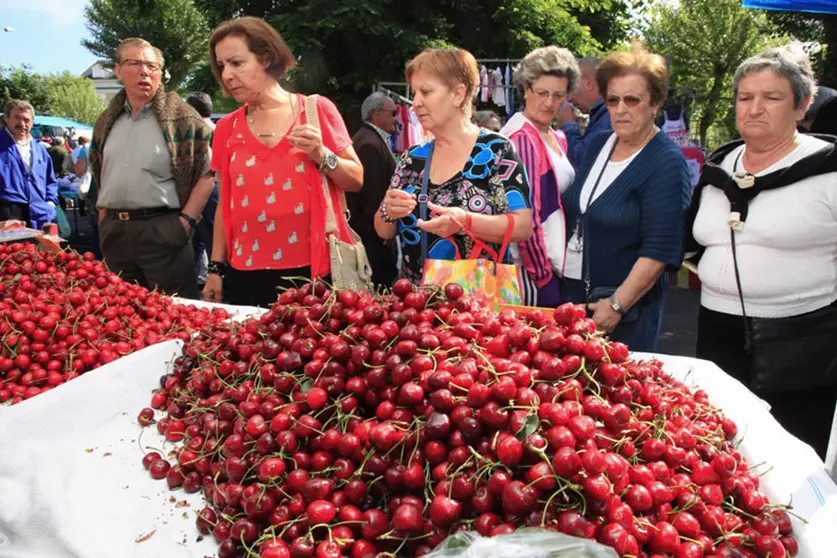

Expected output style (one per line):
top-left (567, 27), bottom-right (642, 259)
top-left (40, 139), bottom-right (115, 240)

top-left (422, 214), bottom-right (522, 310)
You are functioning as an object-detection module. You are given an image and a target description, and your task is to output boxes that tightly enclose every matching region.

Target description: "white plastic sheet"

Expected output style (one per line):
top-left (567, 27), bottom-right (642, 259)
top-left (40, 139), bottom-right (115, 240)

top-left (0, 341), bottom-right (835, 557)
top-left (635, 352), bottom-right (837, 557)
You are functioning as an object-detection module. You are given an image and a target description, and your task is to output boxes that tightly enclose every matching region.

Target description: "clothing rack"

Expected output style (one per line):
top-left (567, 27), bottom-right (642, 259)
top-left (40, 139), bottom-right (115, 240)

top-left (375, 82), bottom-right (413, 104)
top-left (477, 58), bottom-right (522, 65)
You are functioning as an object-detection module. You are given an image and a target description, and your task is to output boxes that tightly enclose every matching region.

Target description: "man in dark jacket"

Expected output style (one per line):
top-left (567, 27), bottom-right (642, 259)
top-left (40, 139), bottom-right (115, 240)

top-left (348, 92), bottom-right (399, 288)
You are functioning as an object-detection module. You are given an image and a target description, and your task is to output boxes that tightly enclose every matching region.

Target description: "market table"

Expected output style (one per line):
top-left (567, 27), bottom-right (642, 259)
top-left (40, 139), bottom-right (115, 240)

top-left (0, 334), bottom-right (835, 557)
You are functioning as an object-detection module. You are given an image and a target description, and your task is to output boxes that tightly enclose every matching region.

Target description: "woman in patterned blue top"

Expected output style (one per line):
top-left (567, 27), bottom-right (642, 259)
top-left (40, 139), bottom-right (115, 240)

top-left (374, 48), bottom-right (533, 282)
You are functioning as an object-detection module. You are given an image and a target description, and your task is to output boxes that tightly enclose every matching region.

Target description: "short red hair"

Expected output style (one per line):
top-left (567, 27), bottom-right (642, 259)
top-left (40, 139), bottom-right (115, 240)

top-left (405, 47), bottom-right (480, 102)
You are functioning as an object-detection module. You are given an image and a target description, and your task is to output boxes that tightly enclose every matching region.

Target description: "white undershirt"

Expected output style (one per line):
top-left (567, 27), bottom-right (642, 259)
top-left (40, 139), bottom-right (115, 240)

top-left (548, 145), bottom-right (576, 194)
top-left (693, 134), bottom-right (837, 318)
top-left (7, 130), bottom-right (32, 169)
top-left (564, 133), bottom-right (644, 280)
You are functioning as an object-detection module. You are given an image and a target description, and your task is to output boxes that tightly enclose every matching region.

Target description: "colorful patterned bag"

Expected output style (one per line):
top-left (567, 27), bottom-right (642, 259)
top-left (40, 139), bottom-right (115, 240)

top-left (422, 215), bottom-right (522, 310)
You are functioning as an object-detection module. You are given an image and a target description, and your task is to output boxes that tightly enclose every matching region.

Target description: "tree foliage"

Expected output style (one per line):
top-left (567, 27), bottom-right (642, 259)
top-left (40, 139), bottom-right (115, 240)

top-left (768, 11), bottom-right (837, 87)
top-left (645, 0), bottom-right (782, 148)
top-left (47, 77), bottom-right (107, 126)
top-left (83, 0), bottom-right (209, 89)
top-left (0, 67), bottom-right (106, 125)
top-left (0, 66), bottom-right (51, 113)
top-left (188, 0), bottom-right (640, 125)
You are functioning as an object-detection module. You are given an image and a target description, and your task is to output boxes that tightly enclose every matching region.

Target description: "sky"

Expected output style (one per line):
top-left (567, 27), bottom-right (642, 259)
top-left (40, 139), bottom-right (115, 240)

top-left (0, 0), bottom-right (99, 76)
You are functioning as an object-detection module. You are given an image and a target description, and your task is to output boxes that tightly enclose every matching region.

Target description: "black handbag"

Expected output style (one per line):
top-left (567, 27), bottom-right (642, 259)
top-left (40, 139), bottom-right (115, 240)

top-left (749, 300), bottom-right (837, 393)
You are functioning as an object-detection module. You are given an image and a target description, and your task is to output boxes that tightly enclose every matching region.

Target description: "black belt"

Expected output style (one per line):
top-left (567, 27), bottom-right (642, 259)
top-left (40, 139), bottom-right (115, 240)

top-left (108, 207), bottom-right (177, 221)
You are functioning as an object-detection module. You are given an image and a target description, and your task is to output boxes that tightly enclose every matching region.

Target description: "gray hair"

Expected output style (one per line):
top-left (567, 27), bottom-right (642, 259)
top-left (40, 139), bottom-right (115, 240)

top-left (578, 56), bottom-right (601, 75)
top-left (734, 47), bottom-right (817, 110)
top-left (361, 92), bottom-right (393, 122)
top-left (513, 46), bottom-right (581, 98)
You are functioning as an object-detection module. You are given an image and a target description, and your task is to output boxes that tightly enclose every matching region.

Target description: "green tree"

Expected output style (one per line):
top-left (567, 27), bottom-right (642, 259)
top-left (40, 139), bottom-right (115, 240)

top-left (645, 0), bottom-right (782, 148)
top-left (83, 0), bottom-right (209, 89)
top-left (0, 65), bottom-right (51, 113)
top-left (46, 75), bottom-right (107, 125)
top-left (768, 11), bottom-right (837, 87)
top-left (189, 0), bottom-right (640, 124)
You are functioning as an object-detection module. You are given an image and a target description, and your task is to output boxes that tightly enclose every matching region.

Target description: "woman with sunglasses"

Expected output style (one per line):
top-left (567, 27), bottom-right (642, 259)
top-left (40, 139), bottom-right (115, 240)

top-left (561, 44), bottom-right (691, 352)
top-left (500, 46), bottom-right (579, 307)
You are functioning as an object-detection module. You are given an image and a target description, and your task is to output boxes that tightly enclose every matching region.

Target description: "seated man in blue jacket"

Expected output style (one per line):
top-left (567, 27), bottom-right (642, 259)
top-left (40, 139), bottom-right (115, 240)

top-left (0, 99), bottom-right (58, 228)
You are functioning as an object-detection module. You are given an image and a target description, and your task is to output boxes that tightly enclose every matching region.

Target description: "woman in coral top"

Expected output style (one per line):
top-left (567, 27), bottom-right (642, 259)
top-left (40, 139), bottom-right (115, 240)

top-left (202, 17), bottom-right (362, 307)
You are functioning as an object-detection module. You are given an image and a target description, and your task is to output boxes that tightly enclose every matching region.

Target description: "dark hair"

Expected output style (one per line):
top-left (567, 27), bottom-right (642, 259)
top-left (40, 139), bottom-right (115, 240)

top-left (596, 43), bottom-right (669, 106)
top-left (209, 17), bottom-right (297, 87)
top-left (186, 92), bottom-right (213, 118)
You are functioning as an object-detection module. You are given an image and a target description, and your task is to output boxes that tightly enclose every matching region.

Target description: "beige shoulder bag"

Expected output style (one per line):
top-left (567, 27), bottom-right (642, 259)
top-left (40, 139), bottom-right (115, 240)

top-left (305, 95), bottom-right (373, 291)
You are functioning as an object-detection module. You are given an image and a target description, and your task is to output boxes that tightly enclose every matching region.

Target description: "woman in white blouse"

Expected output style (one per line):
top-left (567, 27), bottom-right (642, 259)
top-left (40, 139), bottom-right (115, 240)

top-left (687, 47), bottom-right (837, 458)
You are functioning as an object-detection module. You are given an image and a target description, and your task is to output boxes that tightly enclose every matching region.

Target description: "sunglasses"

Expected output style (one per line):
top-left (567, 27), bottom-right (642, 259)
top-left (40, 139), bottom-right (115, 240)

top-left (605, 94), bottom-right (644, 108)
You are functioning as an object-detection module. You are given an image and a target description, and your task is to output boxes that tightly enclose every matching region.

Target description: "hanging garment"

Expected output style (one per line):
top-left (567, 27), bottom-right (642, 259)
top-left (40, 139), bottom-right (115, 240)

top-left (393, 105), bottom-right (410, 154)
top-left (682, 146), bottom-right (706, 188)
top-left (480, 66), bottom-right (490, 103)
top-left (505, 64), bottom-right (514, 116)
top-left (492, 68), bottom-right (506, 107)
top-left (661, 106), bottom-right (691, 148)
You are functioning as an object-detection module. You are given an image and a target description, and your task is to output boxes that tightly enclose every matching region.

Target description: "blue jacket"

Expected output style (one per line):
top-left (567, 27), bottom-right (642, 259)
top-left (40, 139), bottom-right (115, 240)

top-left (561, 99), bottom-right (613, 169)
top-left (0, 130), bottom-right (58, 227)
top-left (562, 131), bottom-right (692, 302)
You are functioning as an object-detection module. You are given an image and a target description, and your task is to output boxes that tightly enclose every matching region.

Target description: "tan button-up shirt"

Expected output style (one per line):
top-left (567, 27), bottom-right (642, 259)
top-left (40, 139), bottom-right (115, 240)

top-left (97, 104), bottom-right (180, 210)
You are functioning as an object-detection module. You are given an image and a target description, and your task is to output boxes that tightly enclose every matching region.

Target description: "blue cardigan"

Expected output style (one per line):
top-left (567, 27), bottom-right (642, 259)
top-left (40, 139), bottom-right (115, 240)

top-left (562, 131), bottom-right (692, 301)
top-left (0, 130), bottom-right (58, 228)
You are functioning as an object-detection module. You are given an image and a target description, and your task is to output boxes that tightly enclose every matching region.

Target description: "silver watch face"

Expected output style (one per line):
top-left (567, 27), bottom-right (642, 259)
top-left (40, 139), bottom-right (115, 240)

top-left (325, 152), bottom-right (338, 170)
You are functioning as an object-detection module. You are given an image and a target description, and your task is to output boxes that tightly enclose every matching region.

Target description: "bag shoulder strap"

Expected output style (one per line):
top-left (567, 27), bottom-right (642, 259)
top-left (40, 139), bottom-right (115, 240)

top-left (306, 95), bottom-right (339, 235)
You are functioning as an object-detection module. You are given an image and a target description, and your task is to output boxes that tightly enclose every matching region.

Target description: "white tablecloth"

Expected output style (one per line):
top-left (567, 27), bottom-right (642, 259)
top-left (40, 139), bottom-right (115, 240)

top-left (0, 343), bottom-right (834, 557)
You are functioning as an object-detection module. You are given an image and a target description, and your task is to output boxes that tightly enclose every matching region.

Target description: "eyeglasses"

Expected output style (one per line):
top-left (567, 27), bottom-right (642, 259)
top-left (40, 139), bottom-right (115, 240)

top-left (378, 108), bottom-right (398, 117)
top-left (605, 94), bottom-right (644, 108)
top-left (530, 87), bottom-right (568, 103)
top-left (122, 59), bottom-right (163, 73)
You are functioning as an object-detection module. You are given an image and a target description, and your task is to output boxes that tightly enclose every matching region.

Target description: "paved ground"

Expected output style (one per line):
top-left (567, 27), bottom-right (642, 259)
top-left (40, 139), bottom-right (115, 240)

top-left (658, 286), bottom-right (700, 357)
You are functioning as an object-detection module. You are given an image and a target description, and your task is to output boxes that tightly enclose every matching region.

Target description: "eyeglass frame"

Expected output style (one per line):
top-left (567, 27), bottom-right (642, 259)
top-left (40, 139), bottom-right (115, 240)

top-left (528, 85), bottom-right (569, 104)
top-left (605, 94), bottom-right (645, 108)
top-left (120, 58), bottom-right (164, 73)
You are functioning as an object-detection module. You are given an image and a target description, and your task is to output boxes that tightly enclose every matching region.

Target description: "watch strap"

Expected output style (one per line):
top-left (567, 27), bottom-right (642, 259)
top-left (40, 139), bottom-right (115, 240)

top-left (179, 213), bottom-right (198, 229)
top-left (608, 294), bottom-right (626, 315)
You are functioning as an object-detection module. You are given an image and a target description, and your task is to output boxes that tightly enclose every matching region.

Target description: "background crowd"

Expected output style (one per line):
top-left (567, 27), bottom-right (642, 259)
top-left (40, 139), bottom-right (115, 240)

top-left (1, 16), bottom-right (836, 458)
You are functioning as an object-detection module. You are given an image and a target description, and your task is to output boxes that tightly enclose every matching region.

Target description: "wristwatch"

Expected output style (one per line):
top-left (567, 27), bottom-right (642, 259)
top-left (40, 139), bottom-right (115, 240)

top-left (179, 213), bottom-right (199, 230)
top-left (318, 148), bottom-right (339, 173)
top-left (608, 295), bottom-right (626, 315)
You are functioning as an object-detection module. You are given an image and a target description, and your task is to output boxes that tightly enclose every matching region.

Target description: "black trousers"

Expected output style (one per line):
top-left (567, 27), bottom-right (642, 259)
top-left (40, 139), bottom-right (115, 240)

top-left (0, 201), bottom-right (31, 225)
top-left (697, 306), bottom-right (837, 459)
top-left (225, 265), bottom-right (325, 308)
top-left (360, 234), bottom-right (397, 290)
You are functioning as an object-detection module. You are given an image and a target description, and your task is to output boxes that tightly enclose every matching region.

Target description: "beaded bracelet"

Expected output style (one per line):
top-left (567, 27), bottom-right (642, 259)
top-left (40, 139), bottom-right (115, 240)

top-left (379, 202), bottom-right (394, 223)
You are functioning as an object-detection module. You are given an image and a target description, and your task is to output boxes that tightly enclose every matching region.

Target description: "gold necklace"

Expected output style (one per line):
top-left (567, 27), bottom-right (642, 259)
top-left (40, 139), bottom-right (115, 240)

top-left (248, 91), bottom-right (297, 139)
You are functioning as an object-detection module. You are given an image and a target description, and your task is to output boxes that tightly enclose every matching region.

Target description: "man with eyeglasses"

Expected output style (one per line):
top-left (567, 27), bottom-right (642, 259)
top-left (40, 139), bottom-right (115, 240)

top-left (559, 56), bottom-right (613, 169)
top-left (346, 92), bottom-right (399, 288)
top-left (89, 38), bottom-right (214, 299)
